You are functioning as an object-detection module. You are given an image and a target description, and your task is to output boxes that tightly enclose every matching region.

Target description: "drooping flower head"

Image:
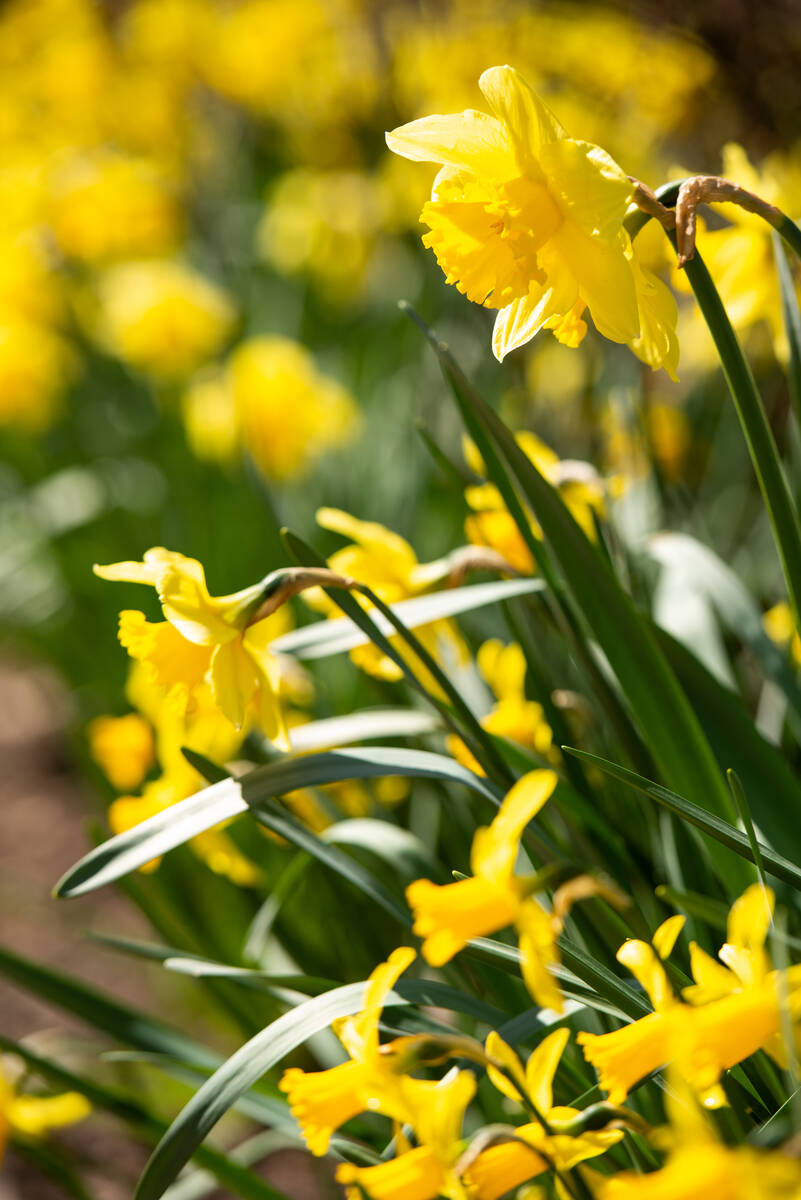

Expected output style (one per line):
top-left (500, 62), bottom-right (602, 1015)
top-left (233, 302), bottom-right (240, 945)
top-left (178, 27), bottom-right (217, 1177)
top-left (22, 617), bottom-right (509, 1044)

top-left (387, 65), bottom-right (678, 375)
top-left (94, 547), bottom-right (292, 744)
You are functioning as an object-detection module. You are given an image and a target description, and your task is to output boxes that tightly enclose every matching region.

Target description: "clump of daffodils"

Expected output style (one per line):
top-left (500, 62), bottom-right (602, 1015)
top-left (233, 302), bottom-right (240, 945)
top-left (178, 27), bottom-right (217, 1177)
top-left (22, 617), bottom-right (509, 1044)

top-left (387, 64), bottom-right (679, 374)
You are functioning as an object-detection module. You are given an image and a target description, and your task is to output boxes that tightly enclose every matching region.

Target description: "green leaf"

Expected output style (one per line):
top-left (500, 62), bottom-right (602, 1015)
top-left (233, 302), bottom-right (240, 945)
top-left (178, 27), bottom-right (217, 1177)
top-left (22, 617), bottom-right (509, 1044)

top-left (287, 709), bottom-right (441, 751)
top-left (647, 532), bottom-right (801, 729)
top-left (269, 578), bottom-right (545, 660)
top-left (322, 818), bottom-right (442, 882)
top-left (563, 748), bottom-right (801, 891)
top-left (0, 943), bottom-right (220, 1070)
top-left (55, 747), bottom-right (502, 899)
top-left (133, 982), bottom-right (408, 1200)
top-left (407, 309), bottom-right (734, 823)
top-left (654, 624), bottom-right (801, 866)
top-left (0, 1035), bottom-right (289, 1200)
top-left (775, 233), bottom-right (801, 434)
top-left (247, 800), bottom-right (410, 924)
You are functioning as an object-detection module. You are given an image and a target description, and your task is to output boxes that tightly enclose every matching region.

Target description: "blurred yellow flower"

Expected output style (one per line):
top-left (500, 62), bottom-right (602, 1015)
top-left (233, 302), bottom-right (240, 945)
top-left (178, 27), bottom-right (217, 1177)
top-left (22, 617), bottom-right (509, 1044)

top-left (107, 668), bottom-right (260, 884)
top-left (94, 547), bottom-right (292, 744)
top-left (0, 319), bottom-right (77, 432)
top-left (183, 337), bottom-right (359, 480)
top-left (87, 712), bottom-right (156, 793)
top-left (763, 600), bottom-right (801, 667)
top-left (93, 259), bottom-right (235, 379)
top-left (407, 770), bottom-right (566, 1010)
top-left (49, 151), bottom-right (182, 263)
top-left (280, 947), bottom-right (416, 1155)
top-left (258, 168), bottom-right (378, 303)
top-left (674, 143), bottom-right (801, 364)
top-left (387, 65), bottom-right (678, 373)
top-left (449, 639), bottom-right (555, 776)
top-left (0, 1064), bottom-right (90, 1162)
top-left (464, 431), bottom-right (605, 572)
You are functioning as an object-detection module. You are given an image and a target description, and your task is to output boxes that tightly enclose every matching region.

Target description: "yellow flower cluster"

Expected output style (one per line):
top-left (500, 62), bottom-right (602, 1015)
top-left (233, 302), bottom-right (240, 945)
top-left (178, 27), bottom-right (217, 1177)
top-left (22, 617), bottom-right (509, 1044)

top-left (280, 945), bottom-right (625, 1200)
top-left (579, 885), bottom-right (801, 1108)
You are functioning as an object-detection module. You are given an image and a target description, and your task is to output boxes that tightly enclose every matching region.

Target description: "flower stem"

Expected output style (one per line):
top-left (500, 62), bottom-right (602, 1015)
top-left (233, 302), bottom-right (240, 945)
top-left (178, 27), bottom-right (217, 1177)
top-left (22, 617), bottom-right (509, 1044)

top-left (674, 233), bottom-right (801, 628)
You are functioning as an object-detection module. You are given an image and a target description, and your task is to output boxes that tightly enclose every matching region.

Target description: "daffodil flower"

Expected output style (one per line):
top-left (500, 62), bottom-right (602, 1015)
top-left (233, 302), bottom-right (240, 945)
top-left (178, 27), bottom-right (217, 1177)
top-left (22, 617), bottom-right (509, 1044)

top-left (279, 947), bottom-right (417, 1155)
top-left (462, 432), bottom-right (606, 575)
top-left (95, 547), bottom-right (295, 744)
top-left (579, 886), bottom-right (801, 1106)
top-left (465, 1027), bottom-right (624, 1199)
top-left (600, 1063), bottom-right (801, 1200)
top-left (306, 507), bottom-right (468, 690)
top-left (406, 770), bottom-right (566, 1011)
top-left (106, 667), bottom-right (261, 885)
top-left (1, 1065), bottom-right (90, 1162)
top-left (387, 65), bottom-right (678, 374)
top-left (448, 638), bottom-right (556, 775)
top-left (336, 1068), bottom-right (477, 1200)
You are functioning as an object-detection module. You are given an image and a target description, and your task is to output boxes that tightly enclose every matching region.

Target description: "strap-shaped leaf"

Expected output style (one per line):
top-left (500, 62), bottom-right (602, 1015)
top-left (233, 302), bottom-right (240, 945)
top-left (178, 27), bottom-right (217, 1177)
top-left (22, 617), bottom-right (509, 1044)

top-left (269, 577), bottom-right (544, 659)
top-left (133, 981), bottom-right (408, 1200)
top-left (407, 308), bottom-right (735, 824)
top-left (55, 747), bottom-right (502, 899)
top-left (564, 747), bottom-right (801, 891)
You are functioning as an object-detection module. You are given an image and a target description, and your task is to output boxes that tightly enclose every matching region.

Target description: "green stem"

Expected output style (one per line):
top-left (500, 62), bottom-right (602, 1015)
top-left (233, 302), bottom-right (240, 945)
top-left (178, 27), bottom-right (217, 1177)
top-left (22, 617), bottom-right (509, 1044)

top-left (676, 235), bottom-right (801, 628)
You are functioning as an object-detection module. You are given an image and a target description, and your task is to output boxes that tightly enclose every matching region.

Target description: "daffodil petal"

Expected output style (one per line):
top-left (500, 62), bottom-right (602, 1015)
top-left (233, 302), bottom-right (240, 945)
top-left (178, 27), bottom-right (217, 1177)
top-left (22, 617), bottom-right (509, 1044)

top-left (385, 110), bottom-right (514, 179)
top-left (210, 641), bottom-right (256, 730)
top-left (492, 269), bottom-right (579, 361)
top-left (478, 65), bottom-right (563, 177)
top-left (539, 137), bottom-right (632, 240)
top-left (549, 224), bottom-right (639, 344)
top-left (525, 1026), bottom-right (570, 1113)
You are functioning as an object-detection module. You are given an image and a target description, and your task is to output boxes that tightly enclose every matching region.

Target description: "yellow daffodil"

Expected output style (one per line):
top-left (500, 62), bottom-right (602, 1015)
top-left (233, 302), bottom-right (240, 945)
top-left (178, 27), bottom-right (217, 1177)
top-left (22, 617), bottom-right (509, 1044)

top-left (336, 1068), bottom-right (477, 1200)
top-left (449, 639), bottom-right (555, 776)
top-left (305, 507), bottom-right (468, 691)
top-left (465, 1027), bottom-right (624, 1199)
top-left (463, 432), bottom-right (605, 574)
top-left (106, 665), bottom-right (260, 884)
top-left (387, 65), bottom-right (678, 373)
top-left (87, 712), bottom-right (156, 792)
top-left (92, 259), bottom-right (235, 379)
top-left (579, 886), bottom-right (801, 1106)
top-left (279, 947), bottom-right (417, 1155)
top-left (94, 547), bottom-right (292, 744)
top-left (407, 770), bottom-right (567, 1010)
top-left (183, 337), bottom-right (359, 481)
top-left (48, 150), bottom-right (181, 263)
top-left (0, 1064), bottom-right (90, 1162)
top-left (673, 143), bottom-right (801, 365)
top-left (601, 1064), bottom-right (801, 1200)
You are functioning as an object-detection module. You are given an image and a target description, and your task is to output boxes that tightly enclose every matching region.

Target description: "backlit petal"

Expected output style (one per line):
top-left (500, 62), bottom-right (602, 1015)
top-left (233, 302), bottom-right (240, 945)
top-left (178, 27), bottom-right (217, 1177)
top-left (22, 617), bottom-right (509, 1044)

top-left (385, 110), bottom-right (514, 180)
top-left (550, 224), bottom-right (639, 344)
top-left (539, 137), bottom-right (632, 240)
top-left (478, 65), bottom-right (563, 177)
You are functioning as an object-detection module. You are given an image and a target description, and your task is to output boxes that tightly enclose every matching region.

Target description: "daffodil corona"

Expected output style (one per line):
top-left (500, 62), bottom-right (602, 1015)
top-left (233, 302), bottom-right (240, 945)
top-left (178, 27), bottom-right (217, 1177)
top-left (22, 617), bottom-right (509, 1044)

top-left (387, 65), bottom-right (678, 374)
